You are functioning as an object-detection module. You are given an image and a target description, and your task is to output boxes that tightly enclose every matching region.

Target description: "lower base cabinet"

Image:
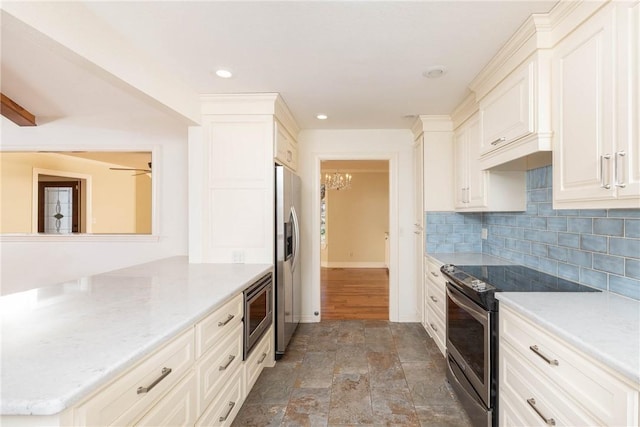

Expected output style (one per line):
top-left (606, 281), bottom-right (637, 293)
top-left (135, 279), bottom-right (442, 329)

top-left (136, 373), bottom-right (197, 427)
top-left (195, 368), bottom-right (244, 427)
top-left (499, 305), bottom-right (639, 427)
top-left (1, 293), bottom-right (275, 427)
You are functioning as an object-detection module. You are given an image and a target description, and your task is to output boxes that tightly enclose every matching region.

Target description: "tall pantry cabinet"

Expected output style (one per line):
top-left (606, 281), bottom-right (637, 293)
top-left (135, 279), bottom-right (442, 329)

top-left (188, 94), bottom-right (300, 263)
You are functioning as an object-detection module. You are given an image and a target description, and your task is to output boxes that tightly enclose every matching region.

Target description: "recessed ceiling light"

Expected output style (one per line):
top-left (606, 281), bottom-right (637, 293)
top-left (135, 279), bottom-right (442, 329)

top-left (316, 114), bottom-right (328, 120)
top-left (215, 69), bottom-right (233, 78)
top-left (423, 66), bottom-right (447, 79)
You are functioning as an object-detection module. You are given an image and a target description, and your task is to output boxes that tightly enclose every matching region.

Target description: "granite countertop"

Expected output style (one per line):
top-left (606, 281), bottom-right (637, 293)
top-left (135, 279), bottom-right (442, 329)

top-left (0, 257), bottom-right (272, 416)
top-left (497, 292), bottom-right (640, 385)
top-left (427, 252), bottom-right (640, 385)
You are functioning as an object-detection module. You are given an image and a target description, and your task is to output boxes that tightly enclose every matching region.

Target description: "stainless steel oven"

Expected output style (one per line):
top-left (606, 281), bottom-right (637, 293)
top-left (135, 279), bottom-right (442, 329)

top-left (243, 273), bottom-right (273, 360)
top-left (446, 282), bottom-right (496, 427)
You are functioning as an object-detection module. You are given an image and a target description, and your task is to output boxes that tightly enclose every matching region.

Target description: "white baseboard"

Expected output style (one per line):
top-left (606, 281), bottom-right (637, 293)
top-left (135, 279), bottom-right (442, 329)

top-left (299, 315), bottom-right (320, 323)
top-left (324, 262), bottom-right (387, 268)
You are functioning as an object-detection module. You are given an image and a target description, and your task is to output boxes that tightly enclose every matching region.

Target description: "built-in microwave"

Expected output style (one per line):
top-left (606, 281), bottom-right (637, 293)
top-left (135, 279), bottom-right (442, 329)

top-left (243, 273), bottom-right (273, 360)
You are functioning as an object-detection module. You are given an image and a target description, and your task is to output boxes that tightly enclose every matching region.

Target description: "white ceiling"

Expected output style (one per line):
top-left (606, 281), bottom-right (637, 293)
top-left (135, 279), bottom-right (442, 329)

top-left (1, 1), bottom-right (557, 130)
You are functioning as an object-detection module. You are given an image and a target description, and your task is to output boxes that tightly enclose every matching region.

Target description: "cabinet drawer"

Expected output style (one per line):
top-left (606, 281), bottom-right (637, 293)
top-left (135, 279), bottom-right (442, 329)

top-left (501, 306), bottom-right (639, 426)
top-left (195, 367), bottom-right (244, 427)
top-left (196, 293), bottom-right (243, 358)
top-left (425, 258), bottom-right (445, 284)
top-left (500, 342), bottom-right (600, 426)
top-left (426, 278), bottom-right (446, 319)
top-left (245, 325), bottom-right (272, 392)
top-left (197, 321), bottom-right (243, 414)
top-left (425, 305), bottom-right (446, 357)
top-left (135, 372), bottom-right (197, 427)
top-left (74, 330), bottom-right (194, 427)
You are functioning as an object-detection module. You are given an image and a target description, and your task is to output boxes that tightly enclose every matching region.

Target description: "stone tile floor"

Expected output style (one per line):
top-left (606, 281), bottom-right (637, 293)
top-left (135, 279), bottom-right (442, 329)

top-left (232, 321), bottom-right (472, 427)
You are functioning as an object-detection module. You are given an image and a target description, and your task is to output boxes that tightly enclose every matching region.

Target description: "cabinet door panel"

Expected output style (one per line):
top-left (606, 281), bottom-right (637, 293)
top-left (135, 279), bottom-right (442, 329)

top-left (453, 128), bottom-right (468, 209)
top-left (465, 116), bottom-right (487, 208)
top-left (617, 2), bottom-right (640, 199)
top-left (480, 62), bottom-right (532, 156)
top-left (553, 5), bottom-right (616, 203)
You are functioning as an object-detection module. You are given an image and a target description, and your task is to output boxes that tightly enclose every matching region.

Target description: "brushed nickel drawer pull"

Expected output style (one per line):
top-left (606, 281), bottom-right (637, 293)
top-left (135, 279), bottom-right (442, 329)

top-left (430, 271), bottom-right (439, 277)
top-left (219, 401), bottom-right (236, 422)
top-left (430, 296), bottom-right (438, 303)
top-left (218, 314), bottom-right (234, 327)
top-left (490, 137), bottom-right (507, 146)
top-left (529, 345), bottom-right (559, 366)
top-left (430, 323), bottom-right (438, 332)
top-left (600, 154), bottom-right (612, 189)
top-left (527, 398), bottom-right (556, 425)
top-left (258, 352), bottom-right (267, 364)
top-left (219, 355), bottom-right (236, 371)
top-left (137, 367), bottom-right (172, 394)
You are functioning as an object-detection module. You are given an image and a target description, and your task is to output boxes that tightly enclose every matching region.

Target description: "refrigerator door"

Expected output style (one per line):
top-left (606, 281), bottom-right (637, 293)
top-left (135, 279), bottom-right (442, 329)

top-left (275, 166), bottom-right (301, 357)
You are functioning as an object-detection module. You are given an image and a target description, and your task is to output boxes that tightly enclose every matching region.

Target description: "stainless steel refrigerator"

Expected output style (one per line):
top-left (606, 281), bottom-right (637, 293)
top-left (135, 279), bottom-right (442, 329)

top-left (275, 165), bottom-right (302, 358)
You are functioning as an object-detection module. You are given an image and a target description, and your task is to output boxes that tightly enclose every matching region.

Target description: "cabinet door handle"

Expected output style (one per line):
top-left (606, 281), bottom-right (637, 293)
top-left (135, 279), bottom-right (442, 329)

top-left (219, 401), bottom-right (236, 422)
top-left (527, 398), bottom-right (556, 425)
top-left (219, 355), bottom-right (236, 371)
top-left (430, 271), bottom-right (439, 277)
top-left (615, 151), bottom-right (626, 188)
top-left (136, 367), bottom-right (172, 394)
top-left (218, 314), bottom-right (234, 327)
top-left (430, 296), bottom-right (438, 303)
top-left (286, 150), bottom-right (292, 162)
top-left (529, 345), bottom-right (559, 366)
top-left (257, 352), bottom-right (267, 364)
top-left (430, 323), bottom-right (438, 332)
top-left (490, 137), bottom-right (507, 146)
top-left (600, 154), bottom-right (612, 189)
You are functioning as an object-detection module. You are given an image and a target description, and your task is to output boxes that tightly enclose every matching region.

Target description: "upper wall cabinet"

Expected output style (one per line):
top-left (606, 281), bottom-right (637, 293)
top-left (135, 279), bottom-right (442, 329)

top-left (453, 113), bottom-right (526, 212)
top-left (552, 1), bottom-right (640, 209)
top-left (188, 94), bottom-right (299, 263)
top-left (478, 52), bottom-right (552, 170)
top-left (275, 120), bottom-right (298, 172)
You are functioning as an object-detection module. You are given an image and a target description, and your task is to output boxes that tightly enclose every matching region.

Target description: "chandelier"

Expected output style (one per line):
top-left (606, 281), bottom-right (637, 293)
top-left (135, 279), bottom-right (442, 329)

top-left (324, 171), bottom-right (352, 190)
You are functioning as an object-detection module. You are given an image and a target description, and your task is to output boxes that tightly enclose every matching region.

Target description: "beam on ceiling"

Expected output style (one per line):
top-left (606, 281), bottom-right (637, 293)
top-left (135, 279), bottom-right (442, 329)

top-left (1, 93), bottom-right (37, 126)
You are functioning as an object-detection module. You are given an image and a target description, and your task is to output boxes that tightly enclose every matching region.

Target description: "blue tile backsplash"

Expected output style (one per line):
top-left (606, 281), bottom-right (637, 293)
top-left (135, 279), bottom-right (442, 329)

top-left (426, 165), bottom-right (640, 300)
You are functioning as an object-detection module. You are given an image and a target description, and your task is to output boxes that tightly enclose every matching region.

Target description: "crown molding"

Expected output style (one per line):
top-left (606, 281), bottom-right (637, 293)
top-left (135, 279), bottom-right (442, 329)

top-left (411, 115), bottom-right (453, 138)
top-left (450, 93), bottom-right (478, 130)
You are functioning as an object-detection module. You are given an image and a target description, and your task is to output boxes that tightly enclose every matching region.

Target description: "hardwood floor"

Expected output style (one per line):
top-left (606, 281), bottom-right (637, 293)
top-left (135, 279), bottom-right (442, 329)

top-left (321, 267), bottom-right (389, 320)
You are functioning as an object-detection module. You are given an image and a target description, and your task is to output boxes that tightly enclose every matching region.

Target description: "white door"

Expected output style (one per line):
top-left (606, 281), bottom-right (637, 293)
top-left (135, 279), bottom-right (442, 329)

top-left (465, 114), bottom-right (488, 208)
top-left (453, 127), bottom-right (468, 208)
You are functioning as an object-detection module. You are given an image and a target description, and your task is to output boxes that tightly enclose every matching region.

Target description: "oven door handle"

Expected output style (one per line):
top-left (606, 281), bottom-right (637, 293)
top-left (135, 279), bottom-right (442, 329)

top-left (447, 283), bottom-right (489, 325)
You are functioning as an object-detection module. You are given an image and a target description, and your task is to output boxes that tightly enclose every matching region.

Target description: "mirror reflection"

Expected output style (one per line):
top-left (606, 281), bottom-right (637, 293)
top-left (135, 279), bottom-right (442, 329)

top-left (0, 151), bottom-right (152, 234)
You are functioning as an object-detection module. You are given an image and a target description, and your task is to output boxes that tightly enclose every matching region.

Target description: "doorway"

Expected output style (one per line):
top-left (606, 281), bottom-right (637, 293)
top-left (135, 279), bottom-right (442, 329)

top-left (320, 160), bottom-right (390, 320)
top-left (38, 180), bottom-right (81, 233)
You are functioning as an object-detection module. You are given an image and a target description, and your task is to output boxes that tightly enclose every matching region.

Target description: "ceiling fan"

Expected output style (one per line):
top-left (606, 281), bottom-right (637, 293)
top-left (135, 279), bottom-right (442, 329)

top-left (109, 162), bottom-right (152, 176)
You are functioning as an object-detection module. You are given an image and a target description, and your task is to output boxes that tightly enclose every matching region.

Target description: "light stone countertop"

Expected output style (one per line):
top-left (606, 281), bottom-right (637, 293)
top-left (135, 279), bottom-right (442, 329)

top-left (0, 256), bottom-right (272, 416)
top-left (426, 252), bottom-right (640, 385)
top-left (496, 292), bottom-right (640, 385)
top-left (426, 252), bottom-right (514, 266)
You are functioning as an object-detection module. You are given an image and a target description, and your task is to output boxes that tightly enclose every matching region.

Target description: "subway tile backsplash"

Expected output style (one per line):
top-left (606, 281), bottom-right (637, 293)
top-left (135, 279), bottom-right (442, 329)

top-left (425, 165), bottom-right (640, 300)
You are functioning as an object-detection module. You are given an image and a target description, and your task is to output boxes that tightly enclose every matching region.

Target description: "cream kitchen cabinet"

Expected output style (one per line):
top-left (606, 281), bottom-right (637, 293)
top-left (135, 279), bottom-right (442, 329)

top-left (73, 330), bottom-right (195, 427)
top-left (423, 256), bottom-right (446, 357)
top-left (189, 94), bottom-right (300, 264)
top-left (478, 52), bottom-right (553, 170)
top-left (275, 120), bottom-right (298, 171)
top-left (499, 304), bottom-right (639, 427)
top-left (552, 1), bottom-right (640, 209)
top-left (454, 113), bottom-right (526, 212)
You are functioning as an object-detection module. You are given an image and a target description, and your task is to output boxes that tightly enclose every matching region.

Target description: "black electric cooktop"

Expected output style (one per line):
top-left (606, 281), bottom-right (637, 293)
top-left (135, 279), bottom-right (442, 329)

top-left (441, 264), bottom-right (600, 311)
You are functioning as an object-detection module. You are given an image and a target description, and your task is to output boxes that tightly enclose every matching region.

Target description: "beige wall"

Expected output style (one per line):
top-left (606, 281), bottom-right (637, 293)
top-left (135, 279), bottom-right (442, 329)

top-left (0, 152), bottom-right (147, 233)
top-left (325, 171), bottom-right (389, 265)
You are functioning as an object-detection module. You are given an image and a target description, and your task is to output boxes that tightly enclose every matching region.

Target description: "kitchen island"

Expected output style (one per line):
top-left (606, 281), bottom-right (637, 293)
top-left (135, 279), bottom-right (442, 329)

top-left (0, 256), bottom-right (271, 422)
